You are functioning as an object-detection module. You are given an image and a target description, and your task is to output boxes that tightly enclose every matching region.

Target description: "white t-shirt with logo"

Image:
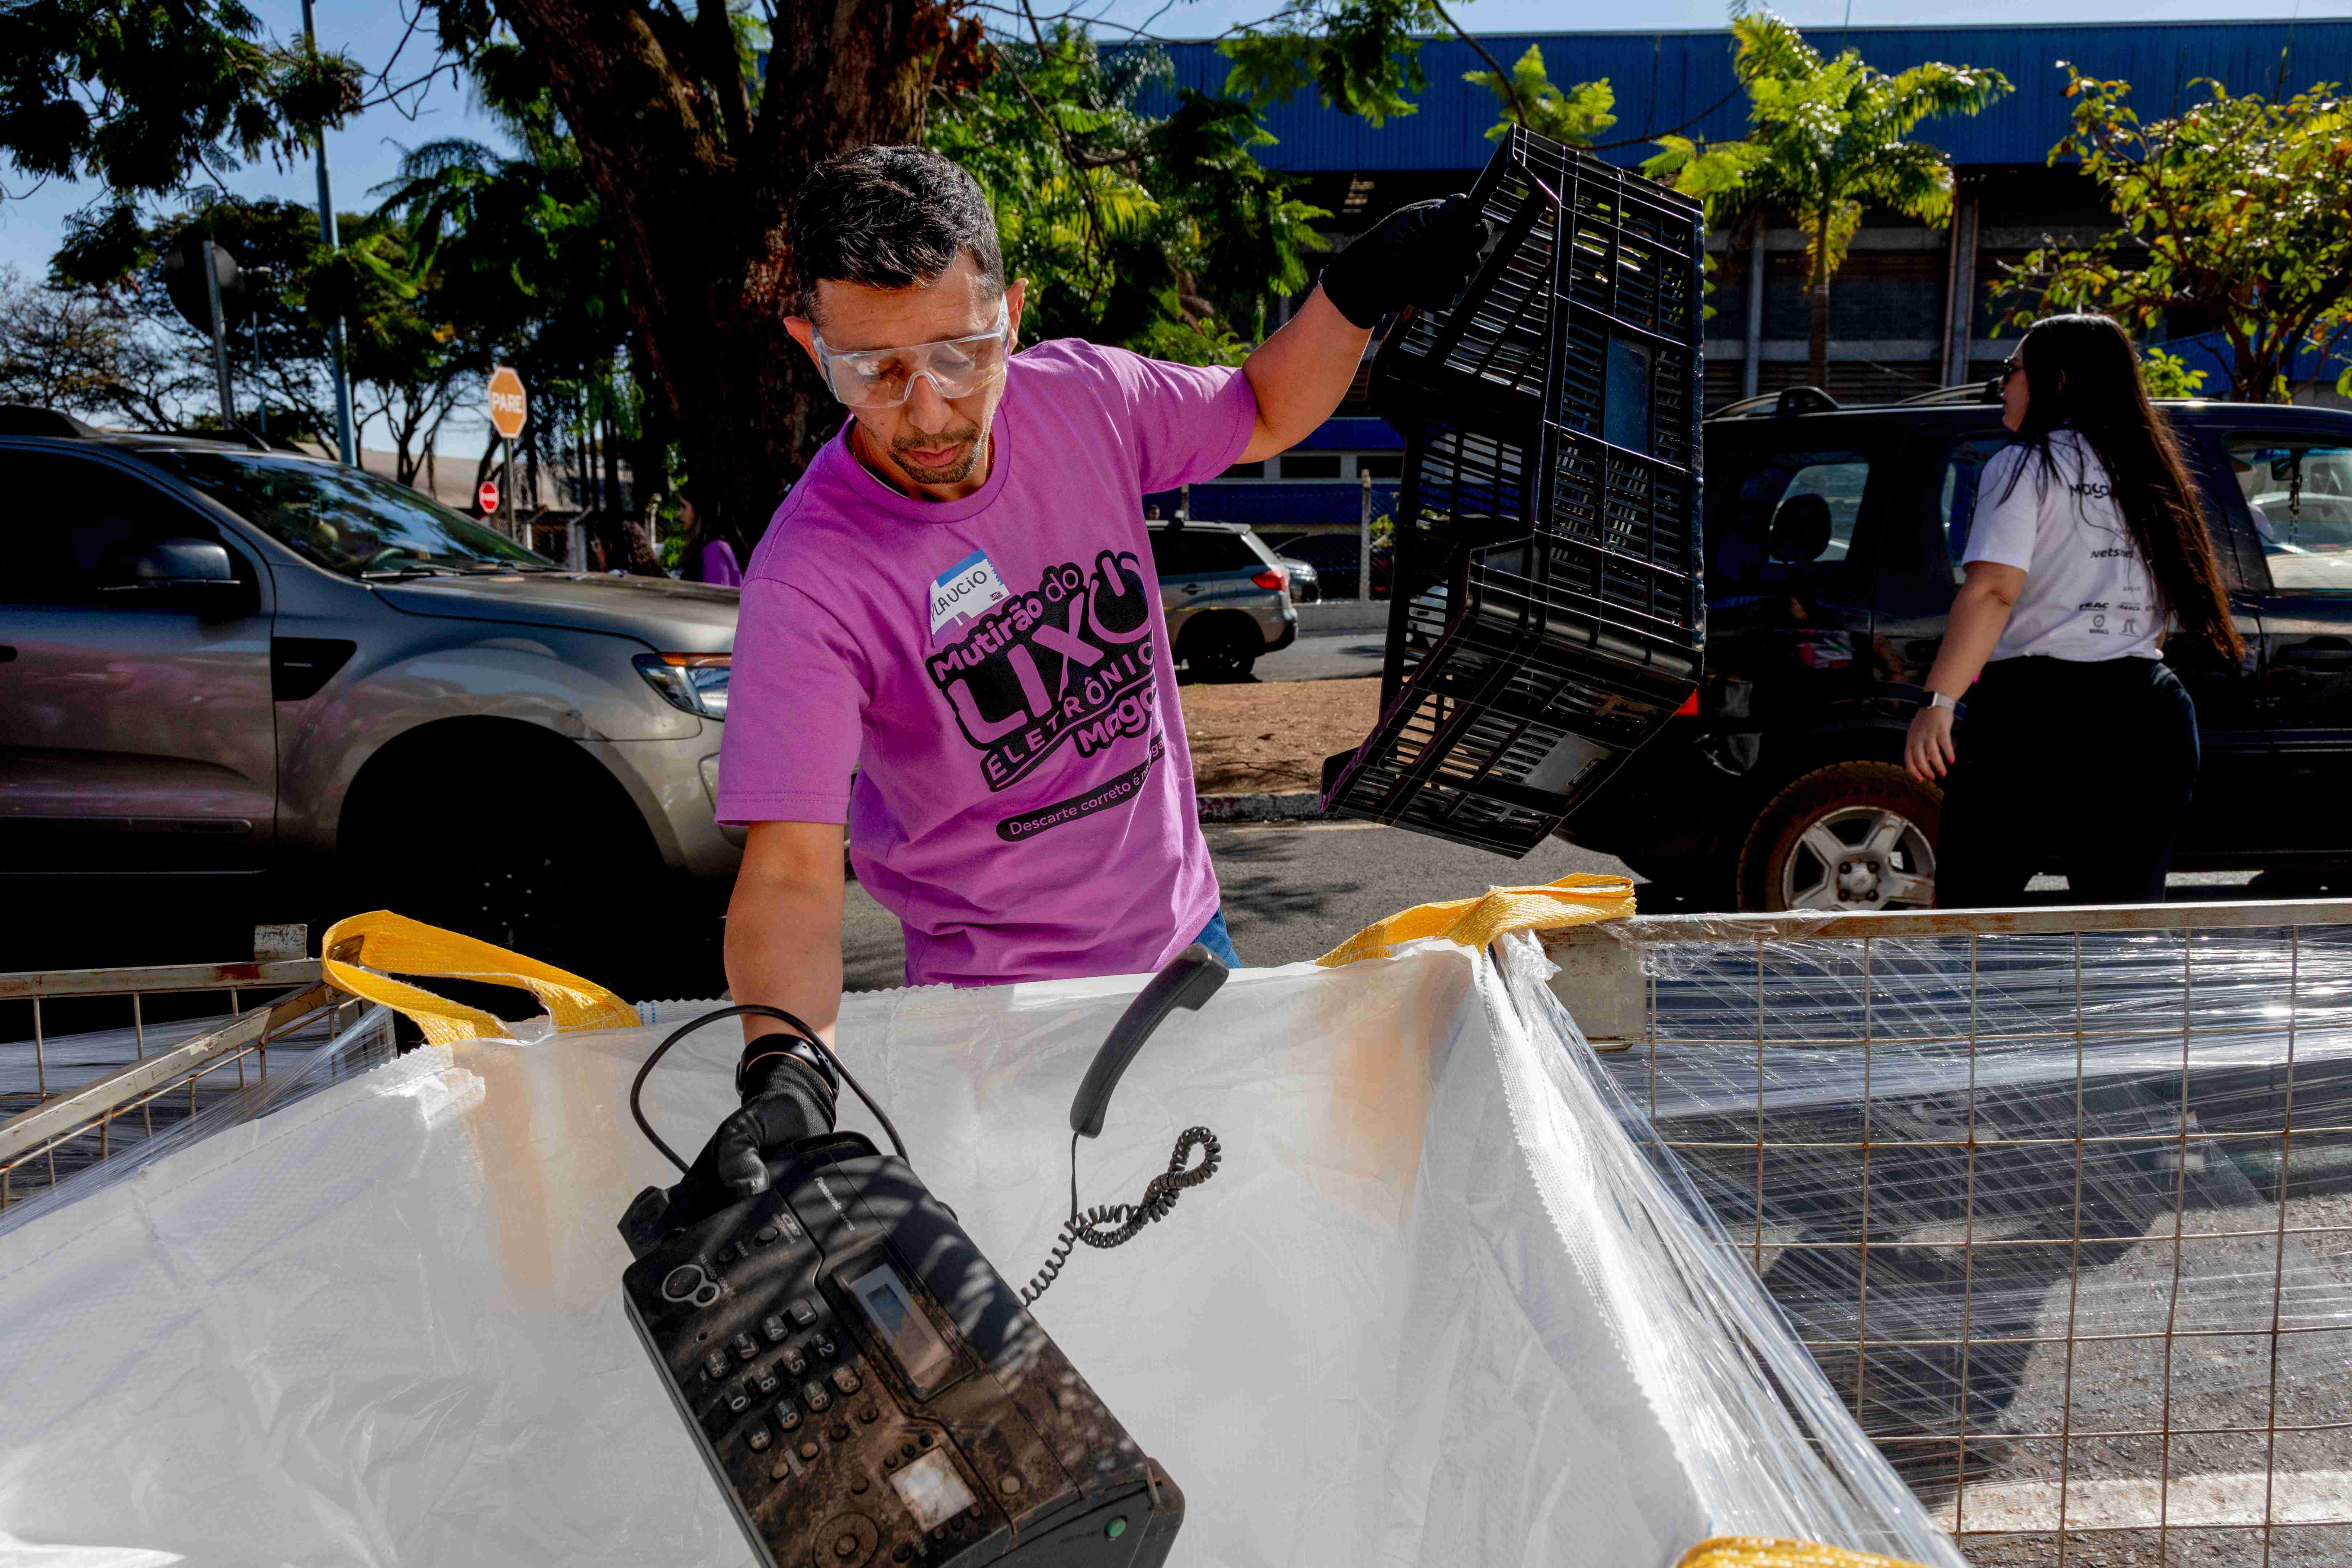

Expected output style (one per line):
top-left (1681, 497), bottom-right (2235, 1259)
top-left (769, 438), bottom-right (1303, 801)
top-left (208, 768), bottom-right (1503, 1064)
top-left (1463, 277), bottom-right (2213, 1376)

top-left (1964, 430), bottom-right (2163, 661)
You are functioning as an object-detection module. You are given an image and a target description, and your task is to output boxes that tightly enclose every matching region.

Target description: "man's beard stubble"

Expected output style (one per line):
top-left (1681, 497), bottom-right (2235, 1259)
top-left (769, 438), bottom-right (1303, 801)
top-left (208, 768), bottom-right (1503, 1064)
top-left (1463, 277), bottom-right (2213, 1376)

top-left (891, 425), bottom-right (986, 486)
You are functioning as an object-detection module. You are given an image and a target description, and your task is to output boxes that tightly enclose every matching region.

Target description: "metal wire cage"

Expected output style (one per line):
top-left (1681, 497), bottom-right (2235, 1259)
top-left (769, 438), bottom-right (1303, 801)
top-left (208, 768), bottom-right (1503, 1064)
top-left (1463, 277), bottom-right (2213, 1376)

top-left (1548, 900), bottom-right (2352, 1567)
top-left (0, 929), bottom-right (387, 1216)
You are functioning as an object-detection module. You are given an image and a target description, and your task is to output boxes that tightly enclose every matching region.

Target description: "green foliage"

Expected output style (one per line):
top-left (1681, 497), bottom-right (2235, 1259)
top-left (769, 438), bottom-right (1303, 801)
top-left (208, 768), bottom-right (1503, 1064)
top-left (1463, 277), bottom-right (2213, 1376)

top-left (52, 196), bottom-right (332, 438)
top-left (0, 0), bottom-right (362, 197)
top-left (371, 41), bottom-right (643, 492)
top-left (930, 29), bottom-right (1326, 360)
top-left (1998, 67), bottom-right (2352, 403)
top-left (1219, 0), bottom-right (1450, 127)
top-left (1465, 45), bottom-right (1616, 147)
top-left (48, 193), bottom-right (475, 471)
top-left (2141, 345), bottom-right (2210, 399)
top-left (1645, 10), bottom-right (2009, 281)
top-left (0, 262), bottom-right (199, 425)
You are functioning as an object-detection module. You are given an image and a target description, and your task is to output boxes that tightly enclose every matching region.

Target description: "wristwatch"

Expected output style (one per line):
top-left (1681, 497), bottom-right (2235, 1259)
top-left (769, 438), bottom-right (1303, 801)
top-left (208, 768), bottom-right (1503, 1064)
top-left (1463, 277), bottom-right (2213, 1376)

top-left (1918, 692), bottom-right (1958, 712)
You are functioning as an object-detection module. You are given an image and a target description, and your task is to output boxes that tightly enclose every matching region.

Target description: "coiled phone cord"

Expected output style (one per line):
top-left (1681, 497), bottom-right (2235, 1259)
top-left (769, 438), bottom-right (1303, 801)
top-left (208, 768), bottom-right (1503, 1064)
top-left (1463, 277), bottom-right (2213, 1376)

top-left (1021, 1124), bottom-right (1220, 1306)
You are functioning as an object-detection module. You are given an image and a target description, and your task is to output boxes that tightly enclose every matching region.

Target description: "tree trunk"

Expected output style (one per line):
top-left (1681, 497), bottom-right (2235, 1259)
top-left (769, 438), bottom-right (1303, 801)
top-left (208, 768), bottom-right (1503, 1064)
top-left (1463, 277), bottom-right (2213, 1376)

top-left (495, 0), bottom-right (945, 546)
top-left (602, 408), bottom-right (622, 518)
top-left (1807, 203), bottom-right (1832, 393)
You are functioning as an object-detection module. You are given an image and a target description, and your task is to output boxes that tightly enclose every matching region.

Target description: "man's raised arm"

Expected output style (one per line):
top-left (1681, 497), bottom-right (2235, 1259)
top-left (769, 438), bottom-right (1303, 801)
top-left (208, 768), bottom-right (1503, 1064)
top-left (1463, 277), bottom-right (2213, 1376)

top-left (1238, 195), bottom-right (1490, 464)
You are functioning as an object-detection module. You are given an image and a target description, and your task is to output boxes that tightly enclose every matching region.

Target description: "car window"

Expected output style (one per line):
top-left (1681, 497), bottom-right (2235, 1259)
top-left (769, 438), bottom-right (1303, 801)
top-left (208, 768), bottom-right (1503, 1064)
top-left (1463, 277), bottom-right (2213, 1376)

top-left (1148, 529), bottom-right (1205, 575)
top-left (1709, 447), bottom-right (1876, 589)
top-left (2226, 435), bottom-right (2352, 592)
top-left (1148, 530), bottom-right (1251, 575)
top-left (138, 447), bottom-right (550, 578)
top-left (0, 450), bottom-right (245, 606)
top-left (1937, 433), bottom-right (2016, 584)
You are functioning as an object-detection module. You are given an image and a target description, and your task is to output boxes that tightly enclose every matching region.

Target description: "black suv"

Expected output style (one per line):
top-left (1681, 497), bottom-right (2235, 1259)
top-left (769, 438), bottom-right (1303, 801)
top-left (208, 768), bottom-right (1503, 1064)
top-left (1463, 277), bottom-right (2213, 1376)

top-left (1563, 391), bottom-right (2352, 909)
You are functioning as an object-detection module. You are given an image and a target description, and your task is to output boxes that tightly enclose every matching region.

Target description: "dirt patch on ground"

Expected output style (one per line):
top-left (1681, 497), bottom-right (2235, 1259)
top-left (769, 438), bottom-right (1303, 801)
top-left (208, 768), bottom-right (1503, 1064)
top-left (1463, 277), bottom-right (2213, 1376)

top-left (1179, 676), bottom-right (1382, 794)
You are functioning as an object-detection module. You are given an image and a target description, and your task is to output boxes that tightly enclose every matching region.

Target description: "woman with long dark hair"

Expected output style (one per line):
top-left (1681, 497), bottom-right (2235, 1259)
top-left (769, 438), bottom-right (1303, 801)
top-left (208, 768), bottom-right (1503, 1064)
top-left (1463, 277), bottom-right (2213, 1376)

top-left (1904, 313), bottom-right (2245, 907)
top-left (675, 485), bottom-right (745, 586)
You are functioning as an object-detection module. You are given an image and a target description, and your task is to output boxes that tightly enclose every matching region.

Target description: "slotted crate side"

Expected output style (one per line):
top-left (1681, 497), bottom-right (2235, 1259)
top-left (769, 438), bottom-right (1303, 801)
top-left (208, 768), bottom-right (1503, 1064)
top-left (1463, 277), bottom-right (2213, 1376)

top-left (1381, 133), bottom-right (1564, 418)
top-left (1328, 544), bottom-right (1695, 856)
top-left (1376, 418), bottom-right (1542, 708)
top-left (1543, 432), bottom-right (1701, 639)
top-left (1464, 537), bottom-right (1701, 681)
top-left (1378, 126), bottom-right (1704, 435)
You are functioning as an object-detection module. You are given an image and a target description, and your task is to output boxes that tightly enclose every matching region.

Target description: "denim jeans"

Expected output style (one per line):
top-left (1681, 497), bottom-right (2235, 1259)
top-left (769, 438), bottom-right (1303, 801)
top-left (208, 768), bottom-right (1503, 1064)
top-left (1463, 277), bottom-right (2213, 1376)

top-left (1191, 908), bottom-right (1240, 967)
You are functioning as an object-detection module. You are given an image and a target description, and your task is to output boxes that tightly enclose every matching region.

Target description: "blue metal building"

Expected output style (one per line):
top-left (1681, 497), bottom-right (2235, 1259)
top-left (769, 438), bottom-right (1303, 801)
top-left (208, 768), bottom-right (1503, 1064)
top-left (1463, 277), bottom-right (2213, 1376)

top-left (1146, 19), bottom-right (2352, 541)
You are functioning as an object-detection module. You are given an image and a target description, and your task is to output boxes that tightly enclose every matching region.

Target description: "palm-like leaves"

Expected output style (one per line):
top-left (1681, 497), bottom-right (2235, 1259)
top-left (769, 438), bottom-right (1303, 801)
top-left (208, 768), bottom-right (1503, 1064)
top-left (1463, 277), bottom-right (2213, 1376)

top-left (1647, 10), bottom-right (2009, 387)
top-left (930, 28), bottom-right (1326, 362)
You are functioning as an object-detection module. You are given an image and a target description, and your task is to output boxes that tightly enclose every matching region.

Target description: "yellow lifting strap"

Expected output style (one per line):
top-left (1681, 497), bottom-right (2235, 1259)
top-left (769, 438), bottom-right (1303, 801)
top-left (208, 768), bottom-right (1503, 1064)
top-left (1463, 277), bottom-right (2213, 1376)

top-left (1676, 1539), bottom-right (1936, 1568)
top-left (1312, 872), bottom-right (1636, 968)
top-left (320, 911), bottom-right (638, 1047)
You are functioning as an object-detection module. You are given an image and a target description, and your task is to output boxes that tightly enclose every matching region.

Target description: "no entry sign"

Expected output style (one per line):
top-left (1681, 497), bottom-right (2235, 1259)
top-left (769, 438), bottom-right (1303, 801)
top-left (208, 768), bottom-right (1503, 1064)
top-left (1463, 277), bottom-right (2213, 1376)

top-left (486, 365), bottom-right (528, 441)
top-left (478, 480), bottom-right (500, 514)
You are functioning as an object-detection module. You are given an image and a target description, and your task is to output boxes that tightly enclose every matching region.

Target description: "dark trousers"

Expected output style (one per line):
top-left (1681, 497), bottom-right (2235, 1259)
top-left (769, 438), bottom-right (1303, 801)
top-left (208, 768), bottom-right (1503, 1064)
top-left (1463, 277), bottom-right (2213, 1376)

top-left (1935, 656), bottom-right (2201, 909)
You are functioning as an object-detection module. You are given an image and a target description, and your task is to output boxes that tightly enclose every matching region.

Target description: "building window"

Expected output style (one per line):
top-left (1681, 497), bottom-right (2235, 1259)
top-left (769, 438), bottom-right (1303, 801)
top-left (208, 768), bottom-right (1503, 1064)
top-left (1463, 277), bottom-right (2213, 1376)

top-left (1220, 460), bottom-right (1265, 479)
top-left (1278, 453), bottom-right (1342, 479)
top-left (1355, 455), bottom-right (1403, 479)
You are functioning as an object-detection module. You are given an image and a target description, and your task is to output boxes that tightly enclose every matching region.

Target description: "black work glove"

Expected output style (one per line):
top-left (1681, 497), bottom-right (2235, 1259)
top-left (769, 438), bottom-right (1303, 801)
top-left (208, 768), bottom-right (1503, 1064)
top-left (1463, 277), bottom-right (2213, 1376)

top-left (1316, 194), bottom-right (1494, 330)
top-left (660, 1046), bottom-right (839, 1233)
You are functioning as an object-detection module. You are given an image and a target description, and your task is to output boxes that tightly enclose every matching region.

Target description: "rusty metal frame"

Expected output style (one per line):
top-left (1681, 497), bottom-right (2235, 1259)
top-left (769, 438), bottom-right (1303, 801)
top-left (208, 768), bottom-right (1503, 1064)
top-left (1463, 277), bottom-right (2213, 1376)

top-left (1543, 897), bottom-right (2352, 1564)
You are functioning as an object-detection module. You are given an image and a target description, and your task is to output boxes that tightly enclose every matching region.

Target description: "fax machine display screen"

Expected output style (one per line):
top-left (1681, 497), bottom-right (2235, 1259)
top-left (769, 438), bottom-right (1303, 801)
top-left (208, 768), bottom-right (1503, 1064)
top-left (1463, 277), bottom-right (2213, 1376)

top-left (848, 1262), bottom-right (956, 1395)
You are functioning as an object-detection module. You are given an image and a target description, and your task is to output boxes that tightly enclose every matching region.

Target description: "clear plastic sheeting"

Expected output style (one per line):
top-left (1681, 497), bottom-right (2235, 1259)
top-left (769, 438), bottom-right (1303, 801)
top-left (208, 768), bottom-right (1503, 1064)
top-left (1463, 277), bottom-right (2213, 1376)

top-left (0, 941), bottom-right (1956, 1568)
top-left (1606, 925), bottom-right (2352, 1561)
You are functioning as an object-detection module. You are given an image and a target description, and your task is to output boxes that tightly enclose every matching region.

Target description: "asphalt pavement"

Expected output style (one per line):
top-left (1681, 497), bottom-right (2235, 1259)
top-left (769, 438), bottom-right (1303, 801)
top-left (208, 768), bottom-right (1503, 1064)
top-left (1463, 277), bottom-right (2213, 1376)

top-left (1246, 630), bottom-right (1385, 684)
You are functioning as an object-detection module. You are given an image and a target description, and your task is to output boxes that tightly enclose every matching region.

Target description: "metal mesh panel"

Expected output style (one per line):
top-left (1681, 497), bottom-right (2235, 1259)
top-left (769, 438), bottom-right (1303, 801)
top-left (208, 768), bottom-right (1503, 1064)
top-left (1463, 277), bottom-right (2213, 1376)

top-left (1590, 904), bottom-right (2352, 1566)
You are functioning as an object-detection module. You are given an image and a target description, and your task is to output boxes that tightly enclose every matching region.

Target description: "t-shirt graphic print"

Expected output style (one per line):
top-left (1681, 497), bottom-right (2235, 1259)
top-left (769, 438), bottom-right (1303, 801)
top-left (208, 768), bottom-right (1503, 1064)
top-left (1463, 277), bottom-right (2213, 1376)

top-left (926, 549), bottom-right (1159, 796)
top-left (715, 337), bottom-right (1257, 988)
top-left (1964, 430), bottom-right (2164, 662)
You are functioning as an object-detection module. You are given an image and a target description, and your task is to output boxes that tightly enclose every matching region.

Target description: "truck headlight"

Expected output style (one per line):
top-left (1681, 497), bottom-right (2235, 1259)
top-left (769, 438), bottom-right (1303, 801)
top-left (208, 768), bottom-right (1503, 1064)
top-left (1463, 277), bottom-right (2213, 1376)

top-left (635, 652), bottom-right (731, 719)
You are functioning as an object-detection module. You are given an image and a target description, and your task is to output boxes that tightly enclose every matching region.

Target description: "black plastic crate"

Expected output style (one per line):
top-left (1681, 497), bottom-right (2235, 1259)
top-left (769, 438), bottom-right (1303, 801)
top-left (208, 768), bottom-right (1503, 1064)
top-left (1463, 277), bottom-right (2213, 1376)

top-left (1323, 127), bottom-right (1705, 856)
top-left (1321, 535), bottom-right (1700, 852)
top-left (1376, 126), bottom-right (1704, 447)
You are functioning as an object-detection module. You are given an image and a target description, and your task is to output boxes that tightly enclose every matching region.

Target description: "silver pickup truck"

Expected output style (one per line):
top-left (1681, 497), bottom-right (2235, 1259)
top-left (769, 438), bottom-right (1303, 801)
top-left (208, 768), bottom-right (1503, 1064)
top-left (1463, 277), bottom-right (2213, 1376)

top-left (0, 413), bottom-right (741, 987)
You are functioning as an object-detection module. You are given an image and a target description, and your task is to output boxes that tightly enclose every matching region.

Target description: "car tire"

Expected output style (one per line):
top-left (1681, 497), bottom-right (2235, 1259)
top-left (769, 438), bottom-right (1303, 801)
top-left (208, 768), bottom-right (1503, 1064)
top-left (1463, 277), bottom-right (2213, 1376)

top-left (1184, 615), bottom-right (1259, 681)
top-left (339, 734), bottom-right (697, 1000)
top-left (1738, 761), bottom-right (1942, 913)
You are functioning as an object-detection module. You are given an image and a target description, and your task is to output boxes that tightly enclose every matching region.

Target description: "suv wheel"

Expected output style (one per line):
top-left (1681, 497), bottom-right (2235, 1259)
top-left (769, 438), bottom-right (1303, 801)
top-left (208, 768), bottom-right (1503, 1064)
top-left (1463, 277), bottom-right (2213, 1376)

top-left (1739, 761), bottom-right (1941, 912)
top-left (1184, 615), bottom-right (1259, 681)
top-left (341, 732), bottom-right (695, 997)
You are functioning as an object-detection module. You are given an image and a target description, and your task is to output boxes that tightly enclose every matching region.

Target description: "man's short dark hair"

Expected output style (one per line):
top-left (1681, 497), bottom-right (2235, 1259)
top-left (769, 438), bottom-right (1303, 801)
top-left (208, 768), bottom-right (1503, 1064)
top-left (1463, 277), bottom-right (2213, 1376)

top-left (791, 146), bottom-right (1004, 318)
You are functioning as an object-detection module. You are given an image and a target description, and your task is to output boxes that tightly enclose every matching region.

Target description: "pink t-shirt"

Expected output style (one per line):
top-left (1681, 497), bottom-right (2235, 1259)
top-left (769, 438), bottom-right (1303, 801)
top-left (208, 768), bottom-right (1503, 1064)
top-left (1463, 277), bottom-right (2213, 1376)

top-left (715, 337), bottom-right (1257, 987)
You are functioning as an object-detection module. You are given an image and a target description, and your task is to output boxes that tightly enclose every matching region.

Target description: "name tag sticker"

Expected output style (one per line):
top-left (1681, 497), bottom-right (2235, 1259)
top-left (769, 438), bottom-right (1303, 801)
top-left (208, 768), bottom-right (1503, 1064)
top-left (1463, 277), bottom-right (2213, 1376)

top-left (929, 549), bottom-right (1009, 635)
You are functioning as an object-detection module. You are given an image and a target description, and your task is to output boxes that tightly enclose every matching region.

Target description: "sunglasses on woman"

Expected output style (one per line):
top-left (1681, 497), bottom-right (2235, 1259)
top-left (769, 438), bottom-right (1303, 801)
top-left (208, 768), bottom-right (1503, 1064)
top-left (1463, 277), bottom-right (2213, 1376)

top-left (1983, 354), bottom-right (2024, 401)
top-left (811, 300), bottom-right (1012, 409)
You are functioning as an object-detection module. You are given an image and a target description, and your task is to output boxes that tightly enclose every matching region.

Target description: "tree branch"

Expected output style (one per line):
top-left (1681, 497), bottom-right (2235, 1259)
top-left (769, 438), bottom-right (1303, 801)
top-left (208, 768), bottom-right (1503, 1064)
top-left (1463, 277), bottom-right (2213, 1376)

top-left (1430, 0), bottom-right (1527, 131)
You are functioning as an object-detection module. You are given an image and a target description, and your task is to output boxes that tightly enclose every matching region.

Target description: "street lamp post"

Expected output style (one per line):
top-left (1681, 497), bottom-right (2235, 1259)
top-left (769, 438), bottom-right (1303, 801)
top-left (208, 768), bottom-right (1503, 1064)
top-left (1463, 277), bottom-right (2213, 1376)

top-left (300, 0), bottom-right (358, 467)
top-left (247, 265), bottom-right (273, 436)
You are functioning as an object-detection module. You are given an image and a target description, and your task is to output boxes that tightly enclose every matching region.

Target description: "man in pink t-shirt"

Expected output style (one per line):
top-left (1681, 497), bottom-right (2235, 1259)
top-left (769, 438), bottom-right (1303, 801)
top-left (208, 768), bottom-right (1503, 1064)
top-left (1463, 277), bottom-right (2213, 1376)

top-left (698, 144), bottom-right (1482, 1143)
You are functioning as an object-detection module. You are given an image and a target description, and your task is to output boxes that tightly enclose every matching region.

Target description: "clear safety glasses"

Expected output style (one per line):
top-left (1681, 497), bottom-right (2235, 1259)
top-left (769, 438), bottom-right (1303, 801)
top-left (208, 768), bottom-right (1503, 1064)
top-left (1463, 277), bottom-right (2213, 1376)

top-left (812, 301), bottom-right (1011, 409)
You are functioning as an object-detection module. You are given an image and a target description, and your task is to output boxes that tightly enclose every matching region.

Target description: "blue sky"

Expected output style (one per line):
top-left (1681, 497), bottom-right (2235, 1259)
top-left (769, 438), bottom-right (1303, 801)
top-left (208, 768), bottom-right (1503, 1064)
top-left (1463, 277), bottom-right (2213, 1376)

top-left (0, 0), bottom-right (2315, 452)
